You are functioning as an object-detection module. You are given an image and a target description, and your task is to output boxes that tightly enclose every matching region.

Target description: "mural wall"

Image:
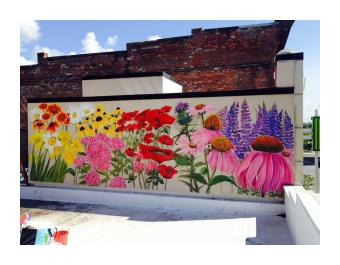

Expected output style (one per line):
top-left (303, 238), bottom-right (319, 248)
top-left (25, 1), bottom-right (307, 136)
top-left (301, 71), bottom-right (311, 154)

top-left (27, 92), bottom-right (295, 200)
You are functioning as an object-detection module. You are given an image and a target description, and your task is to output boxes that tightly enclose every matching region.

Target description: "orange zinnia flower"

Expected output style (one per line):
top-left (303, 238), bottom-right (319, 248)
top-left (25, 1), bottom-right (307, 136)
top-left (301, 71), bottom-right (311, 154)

top-left (64, 113), bottom-right (71, 125)
top-left (42, 112), bottom-right (51, 121)
top-left (56, 111), bottom-right (68, 123)
top-left (46, 121), bottom-right (59, 133)
top-left (38, 103), bottom-right (48, 110)
top-left (33, 120), bottom-right (46, 130)
top-left (47, 104), bottom-right (62, 115)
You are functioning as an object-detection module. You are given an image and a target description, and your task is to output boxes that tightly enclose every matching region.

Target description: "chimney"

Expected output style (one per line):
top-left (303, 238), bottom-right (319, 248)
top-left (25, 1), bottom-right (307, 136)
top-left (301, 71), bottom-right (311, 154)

top-left (37, 52), bottom-right (48, 64)
top-left (191, 28), bottom-right (203, 35)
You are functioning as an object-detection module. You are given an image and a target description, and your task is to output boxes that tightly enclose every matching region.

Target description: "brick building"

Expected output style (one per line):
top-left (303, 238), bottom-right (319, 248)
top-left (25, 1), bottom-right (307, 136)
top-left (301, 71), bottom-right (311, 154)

top-left (20, 20), bottom-right (294, 166)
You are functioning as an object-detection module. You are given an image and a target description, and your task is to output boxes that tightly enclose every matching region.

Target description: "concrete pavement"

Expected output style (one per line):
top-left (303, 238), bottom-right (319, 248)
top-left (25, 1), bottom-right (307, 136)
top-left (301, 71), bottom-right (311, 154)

top-left (20, 199), bottom-right (293, 245)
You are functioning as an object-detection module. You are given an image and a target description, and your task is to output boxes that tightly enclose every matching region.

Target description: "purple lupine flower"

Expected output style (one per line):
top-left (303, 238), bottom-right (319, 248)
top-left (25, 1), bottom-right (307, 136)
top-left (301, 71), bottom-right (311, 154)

top-left (238, 99), bottom-right (252, 159)
top-left (250, 105), bottom-right (263, 142)
top-left (283, 111), bottom-right (294, 149)
top-left (277, 110), bottom-right (283, 140)
top-left (226, 102), bottom-right (241, 158)
top-left (225, 102), bottom-right (236, 139)
top-left (218, 106), bottom-right (228, 136)
top-left (259, 103), bottom-right (270, 136)
top-left (175, 102), bottom-right (189, 113)
top-left (269, 103), bottom-right (283, 139)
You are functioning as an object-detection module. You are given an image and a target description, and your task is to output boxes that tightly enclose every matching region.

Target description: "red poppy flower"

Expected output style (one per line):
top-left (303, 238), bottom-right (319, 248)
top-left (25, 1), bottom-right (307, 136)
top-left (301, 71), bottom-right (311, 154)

top-left (47, 104), bottom-right (62, 115)
top-left (159, 164), bottom-right (177, 179)
top-left (144, 133), bottom-right (155, 144)
top-left (56, 112), bottom-right (68, 123)
top-left (157, 135), bottom-right (174, 145)
top-left (125, 148), bottom-right (136, 157)
top-left (143, 109), bottom-right (174, 130)
top-left (151, 109), bottom-right (175, 125)
top-left (42, 112), bottom-right (51, 121)
top-left (134, 109), bottom-right (150, 123)
top-left (161, 106), bottom-right (172, 113)
top-left (122, 111), bottom-right (138, 121)
top-left (38, 103), bottom-right (48, 110)
top-left (139, 144), bottom-right (176, 163)
top-left (33, 119), bottom-right (46, 130)
top-left (126, 123), bottom-right (139, 131)
top-left (46, 121), bottom-right (59, 133)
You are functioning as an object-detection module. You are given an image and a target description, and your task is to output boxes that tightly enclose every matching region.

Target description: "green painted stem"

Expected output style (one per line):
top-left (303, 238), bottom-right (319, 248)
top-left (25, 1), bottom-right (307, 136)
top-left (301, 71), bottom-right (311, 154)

top-left (137, 173), bottom-right (143, 189)
top-left (204, 150), bottom-right (211, 181)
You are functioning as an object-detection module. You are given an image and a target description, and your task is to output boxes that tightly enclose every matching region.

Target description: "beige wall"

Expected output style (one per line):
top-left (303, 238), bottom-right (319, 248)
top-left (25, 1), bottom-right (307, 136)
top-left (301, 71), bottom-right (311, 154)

top-left (82, 76), bottom-right (182, 97)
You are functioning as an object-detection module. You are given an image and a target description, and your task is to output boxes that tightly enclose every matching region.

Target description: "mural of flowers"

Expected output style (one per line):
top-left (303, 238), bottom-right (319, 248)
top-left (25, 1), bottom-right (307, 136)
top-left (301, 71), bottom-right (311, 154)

top-left (29, 103), bottom-right (76, 183)
top-left (28, 98), bottom-right (295, 198)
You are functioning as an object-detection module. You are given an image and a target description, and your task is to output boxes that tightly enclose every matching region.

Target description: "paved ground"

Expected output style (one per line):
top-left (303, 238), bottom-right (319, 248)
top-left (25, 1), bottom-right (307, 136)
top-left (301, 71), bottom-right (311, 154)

top-left (20, 199), bottom-right (293, 245)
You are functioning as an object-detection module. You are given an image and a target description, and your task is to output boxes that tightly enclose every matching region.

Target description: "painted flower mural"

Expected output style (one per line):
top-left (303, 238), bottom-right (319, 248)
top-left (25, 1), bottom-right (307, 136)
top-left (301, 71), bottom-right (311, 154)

top-left (28, 98), bottom-right (295, 198)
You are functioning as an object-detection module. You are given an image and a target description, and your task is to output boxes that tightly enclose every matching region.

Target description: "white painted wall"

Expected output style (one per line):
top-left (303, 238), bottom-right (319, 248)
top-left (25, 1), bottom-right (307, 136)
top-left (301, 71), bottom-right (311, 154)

top-left (162, 76), bottom-right (182, 93)
top-left (82, 75), bottom-right (182, 97)
top-left (284, 186), bottom-right (320, 244)
top-left (276, 57), bottom-right (304, 185)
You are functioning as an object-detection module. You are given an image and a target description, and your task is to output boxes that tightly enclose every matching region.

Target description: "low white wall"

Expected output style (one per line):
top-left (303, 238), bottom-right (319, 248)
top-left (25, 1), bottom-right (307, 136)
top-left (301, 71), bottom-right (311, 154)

top-left (284, 186), bottom-right (320, 244)
top-left (21, 186), bottom-right (285, 216)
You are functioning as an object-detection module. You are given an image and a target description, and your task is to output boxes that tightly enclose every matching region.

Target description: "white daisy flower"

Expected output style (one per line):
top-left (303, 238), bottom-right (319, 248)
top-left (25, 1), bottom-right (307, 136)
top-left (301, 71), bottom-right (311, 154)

top-left (29, 107), bottom-right (43, 121)
top-left (68, 105), bottom-right (84, 124)
top-left (80, 103), bottom-right (95, 116)
top-left (43, 132), bottom-right (62, 154)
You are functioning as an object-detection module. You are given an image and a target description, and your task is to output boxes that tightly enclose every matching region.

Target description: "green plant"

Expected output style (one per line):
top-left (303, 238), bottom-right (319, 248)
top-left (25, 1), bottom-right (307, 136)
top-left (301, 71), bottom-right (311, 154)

top-left (303, 174), bottom-right (314, 190)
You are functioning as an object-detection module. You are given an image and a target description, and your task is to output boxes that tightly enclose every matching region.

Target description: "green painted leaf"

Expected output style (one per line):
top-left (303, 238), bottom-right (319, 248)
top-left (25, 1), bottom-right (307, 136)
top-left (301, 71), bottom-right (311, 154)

top-left (174, 156), bottom-right (191, 166)
top-left (179, 180), bottom-right (194, 190)
top-left (81, 164), bottom-right (91, 174)
top-left (190, 173), bottom-right (208, 185)
top-left (194, 162), bottom-right (205, 168)
top-left (199, 166), bottom-right (208, 175)
top-left (79, 180), bottom-right (86, 185)
top-left (119, 152), bottom-right (127, 159)
top-left (208, 175), bottom-right (237, 187)
top-left (66, 168), bottom-right (76, 176)
top-left (178, 174), bottom-right (191, 179)
top-left (97, 170), bottom-right (110, 178)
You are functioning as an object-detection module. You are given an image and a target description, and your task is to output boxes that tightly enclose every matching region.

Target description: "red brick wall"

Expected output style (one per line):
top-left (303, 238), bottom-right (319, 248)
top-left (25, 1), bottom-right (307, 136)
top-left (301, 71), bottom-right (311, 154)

top-left (20, 20), bottom-right (293, 130)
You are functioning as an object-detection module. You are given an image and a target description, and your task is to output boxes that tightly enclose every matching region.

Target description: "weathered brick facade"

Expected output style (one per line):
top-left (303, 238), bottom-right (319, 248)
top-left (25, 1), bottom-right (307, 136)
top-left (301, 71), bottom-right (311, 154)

top-left (20, 20), bottom-right (294, 166)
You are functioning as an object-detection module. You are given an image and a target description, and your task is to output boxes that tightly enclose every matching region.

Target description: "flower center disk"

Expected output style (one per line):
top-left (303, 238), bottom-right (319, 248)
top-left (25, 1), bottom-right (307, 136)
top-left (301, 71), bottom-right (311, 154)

top-left (204, 114), bottom-right (222, 131)
top-left (251, 136), bottom-right (284, 153)
top-left (195, 104), bottom-right (205, 110)
top-left (211, 136), bottom-right (233, 152)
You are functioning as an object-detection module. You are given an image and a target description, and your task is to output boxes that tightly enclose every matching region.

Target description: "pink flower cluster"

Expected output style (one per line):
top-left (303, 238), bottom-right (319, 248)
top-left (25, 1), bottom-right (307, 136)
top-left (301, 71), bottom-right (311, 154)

top-left (145, 160), bottom-right (158, 174)
top-left (76, 134), bottom-right (126, 171)
top-left (133, 152), bottom-right (144, 173)
top-left (84, 171), bottom-right (101, 186)
top-left (109, 176), bottom-right (127, 188)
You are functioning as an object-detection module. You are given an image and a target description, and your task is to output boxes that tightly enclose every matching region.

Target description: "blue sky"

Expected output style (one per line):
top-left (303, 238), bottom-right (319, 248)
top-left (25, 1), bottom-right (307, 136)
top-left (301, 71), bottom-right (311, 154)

top-left (20, 20), bottom-right (319, 122)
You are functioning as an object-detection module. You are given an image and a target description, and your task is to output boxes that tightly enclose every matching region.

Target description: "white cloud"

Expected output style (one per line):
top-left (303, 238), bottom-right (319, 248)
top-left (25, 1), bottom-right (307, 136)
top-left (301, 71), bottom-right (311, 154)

top-left (69, 51), bottom-right (77, 55)
top-left (147, 35), bottom-right (161, 41)
top-left (106, 35), bottom-right (118, 47)
top-left (33, 45), bottom-right (64, 57)
top-left (20, 20), bottom-right (41, 44)
top-left (81, 32), bottom-right (114, 53)
top-left (20, 56), bottom-right (36, 66)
